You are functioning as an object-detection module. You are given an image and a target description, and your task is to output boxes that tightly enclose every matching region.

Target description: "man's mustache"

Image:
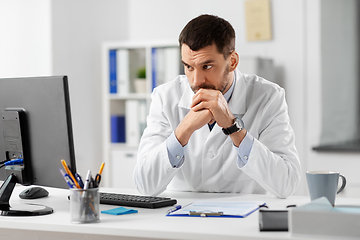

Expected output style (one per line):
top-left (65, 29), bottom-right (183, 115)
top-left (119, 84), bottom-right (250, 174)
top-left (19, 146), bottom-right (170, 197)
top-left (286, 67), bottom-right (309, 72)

top-left (191, 83), bottom-right (216, 93)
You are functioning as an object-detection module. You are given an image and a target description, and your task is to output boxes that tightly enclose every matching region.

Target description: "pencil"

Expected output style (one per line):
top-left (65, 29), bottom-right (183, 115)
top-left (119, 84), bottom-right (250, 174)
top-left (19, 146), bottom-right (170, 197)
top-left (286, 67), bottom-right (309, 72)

top-left (98, 162), bottom-right (105, 175)
top-left (61, 159), bottom-right (81, 189)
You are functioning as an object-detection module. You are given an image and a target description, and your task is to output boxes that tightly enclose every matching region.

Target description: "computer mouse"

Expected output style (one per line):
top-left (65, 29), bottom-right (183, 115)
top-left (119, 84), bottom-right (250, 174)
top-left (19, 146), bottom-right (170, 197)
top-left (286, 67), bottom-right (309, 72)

top-left (19, 187), bottom-right (49, 199)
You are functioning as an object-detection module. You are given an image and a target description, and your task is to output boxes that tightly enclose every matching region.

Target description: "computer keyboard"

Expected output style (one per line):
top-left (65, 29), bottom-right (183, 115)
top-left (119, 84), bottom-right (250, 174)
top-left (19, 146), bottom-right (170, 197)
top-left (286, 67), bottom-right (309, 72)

top-left (99, 192), bottom-right (177, 209)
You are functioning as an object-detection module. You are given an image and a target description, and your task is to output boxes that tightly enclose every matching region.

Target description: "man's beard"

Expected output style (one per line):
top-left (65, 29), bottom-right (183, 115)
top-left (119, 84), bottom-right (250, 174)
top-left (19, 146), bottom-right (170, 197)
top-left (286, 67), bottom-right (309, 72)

top-left (191, 65), bottom-right (230, 94)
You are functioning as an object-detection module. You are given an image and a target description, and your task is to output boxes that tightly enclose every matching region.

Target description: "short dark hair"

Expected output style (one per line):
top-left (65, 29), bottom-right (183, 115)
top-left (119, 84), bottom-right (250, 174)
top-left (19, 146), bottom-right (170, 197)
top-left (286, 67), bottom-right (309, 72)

top-left (179, 14), bottom-right (235, 59)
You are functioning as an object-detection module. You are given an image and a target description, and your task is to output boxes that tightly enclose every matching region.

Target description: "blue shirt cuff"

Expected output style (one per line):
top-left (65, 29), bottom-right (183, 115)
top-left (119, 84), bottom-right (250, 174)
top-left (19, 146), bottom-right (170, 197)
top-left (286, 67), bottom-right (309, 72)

top-left (236, 131), bottom-right (254, 167)
top-left (166, 132), bottom-right (185, 168)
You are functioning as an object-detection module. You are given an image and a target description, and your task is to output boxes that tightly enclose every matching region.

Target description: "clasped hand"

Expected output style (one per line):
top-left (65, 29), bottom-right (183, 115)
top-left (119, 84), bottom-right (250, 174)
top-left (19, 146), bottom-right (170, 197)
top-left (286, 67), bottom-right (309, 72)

top-left (190, 88), bottom-right (234, 129)
top-left (175, 88), bottom-right (234, 146)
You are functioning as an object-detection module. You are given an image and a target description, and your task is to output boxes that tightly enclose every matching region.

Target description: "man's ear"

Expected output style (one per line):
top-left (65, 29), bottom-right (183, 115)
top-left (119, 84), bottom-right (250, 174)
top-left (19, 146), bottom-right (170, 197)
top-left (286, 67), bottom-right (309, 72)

top-left (229, 51), bottom-right (239, 72)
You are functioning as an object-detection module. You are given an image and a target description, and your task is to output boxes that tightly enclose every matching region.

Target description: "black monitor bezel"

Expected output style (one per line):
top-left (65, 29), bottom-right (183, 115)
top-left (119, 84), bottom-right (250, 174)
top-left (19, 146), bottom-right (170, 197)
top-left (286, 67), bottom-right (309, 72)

top-left (0, 75), bottom-right (76, 189)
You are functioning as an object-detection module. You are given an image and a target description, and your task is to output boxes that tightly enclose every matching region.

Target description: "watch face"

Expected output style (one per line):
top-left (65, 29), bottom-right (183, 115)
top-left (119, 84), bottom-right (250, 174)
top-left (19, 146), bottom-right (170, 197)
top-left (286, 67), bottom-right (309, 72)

top-left (234, 117), bottom-right (244, 130)
top-left (234, 120), bottom-right (240, 129)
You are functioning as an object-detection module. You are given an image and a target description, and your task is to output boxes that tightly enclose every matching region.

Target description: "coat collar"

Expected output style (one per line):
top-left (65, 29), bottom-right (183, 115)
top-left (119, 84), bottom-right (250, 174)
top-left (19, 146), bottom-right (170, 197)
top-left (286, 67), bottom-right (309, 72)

top-left (178, 79), bottom-right (193, 109)
top-left (228, 69), bottom-right (246, 117)
top-left (178, 68), bottom-right (246, 116)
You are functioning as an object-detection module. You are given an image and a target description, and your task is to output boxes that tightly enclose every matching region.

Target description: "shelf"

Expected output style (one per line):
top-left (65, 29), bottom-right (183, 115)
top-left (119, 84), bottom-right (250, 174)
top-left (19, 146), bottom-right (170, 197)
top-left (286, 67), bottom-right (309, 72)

top-left (102, 40), bottom-right (181, 188)
top-left (313, 139), bottom-right (360, 152)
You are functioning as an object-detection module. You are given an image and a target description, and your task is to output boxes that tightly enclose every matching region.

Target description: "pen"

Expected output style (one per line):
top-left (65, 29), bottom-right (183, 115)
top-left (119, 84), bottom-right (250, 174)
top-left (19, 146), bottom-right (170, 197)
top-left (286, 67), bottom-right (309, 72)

top-left (82, 170), bottom-right (97, 218)
top-left (167, 205), bottom-right (182, 214)
top-left (83, 170), bottom-right (92, 190)
top-left (80, 170), bottom-right (92, 216)
top-left (59, 169), bottom-right (76, 188)
top-left (75, 173), bottom-right (84, 189)
top-left (89, 176), bottom-right (95, 189)
top-left (61, 159), bottom-right (81, 189)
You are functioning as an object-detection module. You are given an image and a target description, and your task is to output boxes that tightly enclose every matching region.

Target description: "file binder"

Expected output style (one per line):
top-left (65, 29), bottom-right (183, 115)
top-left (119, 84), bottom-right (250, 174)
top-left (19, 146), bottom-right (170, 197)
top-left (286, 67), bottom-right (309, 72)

top-left (167, 201), bottom-right (265, 218)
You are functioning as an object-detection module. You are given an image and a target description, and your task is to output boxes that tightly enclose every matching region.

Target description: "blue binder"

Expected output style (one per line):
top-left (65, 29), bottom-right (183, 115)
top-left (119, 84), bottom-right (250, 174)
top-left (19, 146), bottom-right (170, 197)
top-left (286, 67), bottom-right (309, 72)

top-left (109, 50), bottom-right (117, 94)
top-left (111, 115), bottom-right (125, 143)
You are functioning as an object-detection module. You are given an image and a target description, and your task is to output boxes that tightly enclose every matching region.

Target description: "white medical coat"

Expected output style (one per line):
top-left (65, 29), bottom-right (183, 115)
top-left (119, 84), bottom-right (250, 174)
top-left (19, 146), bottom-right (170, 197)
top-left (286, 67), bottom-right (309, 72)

top-left (134, 69), bottom-right (301, 198)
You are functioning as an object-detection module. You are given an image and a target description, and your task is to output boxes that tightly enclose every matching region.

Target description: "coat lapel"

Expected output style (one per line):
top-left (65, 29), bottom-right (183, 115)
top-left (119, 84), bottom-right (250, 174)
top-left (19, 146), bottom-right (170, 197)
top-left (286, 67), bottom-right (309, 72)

top-left (228, 69), bottom-right (246, 117)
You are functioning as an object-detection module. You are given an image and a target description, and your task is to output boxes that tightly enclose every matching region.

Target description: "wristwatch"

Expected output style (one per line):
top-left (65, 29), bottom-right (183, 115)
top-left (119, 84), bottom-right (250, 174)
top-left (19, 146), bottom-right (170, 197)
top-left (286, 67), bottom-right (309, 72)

top-left (222, 117), bottom-right (244, 135)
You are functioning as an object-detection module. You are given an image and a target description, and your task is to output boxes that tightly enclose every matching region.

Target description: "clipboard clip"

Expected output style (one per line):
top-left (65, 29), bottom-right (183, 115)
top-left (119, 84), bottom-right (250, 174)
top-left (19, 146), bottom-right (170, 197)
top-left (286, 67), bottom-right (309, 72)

top-left (189, 211), bottom-right (223, 217)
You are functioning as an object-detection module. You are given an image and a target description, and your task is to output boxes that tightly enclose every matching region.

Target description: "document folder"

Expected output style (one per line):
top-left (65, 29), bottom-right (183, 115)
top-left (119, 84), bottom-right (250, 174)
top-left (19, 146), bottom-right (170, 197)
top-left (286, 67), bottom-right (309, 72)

top-left (167, 201), bottom-right (265, 218)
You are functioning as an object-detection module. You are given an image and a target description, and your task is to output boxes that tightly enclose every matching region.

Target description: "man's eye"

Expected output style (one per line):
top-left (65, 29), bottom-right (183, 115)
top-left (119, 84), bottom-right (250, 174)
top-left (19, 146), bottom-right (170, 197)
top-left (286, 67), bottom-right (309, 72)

top-left (203, 65), bottom-right (212, 70)
top-left (185, 65), bottom-right (193, 71)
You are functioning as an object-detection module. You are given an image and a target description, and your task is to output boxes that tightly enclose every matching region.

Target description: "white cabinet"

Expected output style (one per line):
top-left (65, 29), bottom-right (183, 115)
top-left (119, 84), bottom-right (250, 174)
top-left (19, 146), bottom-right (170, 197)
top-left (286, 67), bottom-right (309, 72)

top-left (110, 148), bottom-right (137, 189)
top-left (101, 41), bottom-right (181, 187)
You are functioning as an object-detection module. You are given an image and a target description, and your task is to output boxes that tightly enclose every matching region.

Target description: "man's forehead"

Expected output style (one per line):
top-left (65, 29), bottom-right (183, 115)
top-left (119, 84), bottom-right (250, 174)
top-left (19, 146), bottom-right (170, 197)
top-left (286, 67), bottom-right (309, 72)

top-left (181, 44), bottom-right (221, 65)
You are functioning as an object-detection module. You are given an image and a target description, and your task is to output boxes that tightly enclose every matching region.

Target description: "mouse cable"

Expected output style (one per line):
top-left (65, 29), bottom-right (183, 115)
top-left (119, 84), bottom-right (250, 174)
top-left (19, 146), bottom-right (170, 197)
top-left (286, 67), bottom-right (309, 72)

top-left (0, 159), bottom-right (8, 164)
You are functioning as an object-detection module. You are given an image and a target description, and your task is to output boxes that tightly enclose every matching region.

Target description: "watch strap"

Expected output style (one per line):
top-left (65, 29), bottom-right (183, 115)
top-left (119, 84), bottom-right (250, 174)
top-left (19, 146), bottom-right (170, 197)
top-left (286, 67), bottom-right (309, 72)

top-left (222, 117), bottom-right (243, 135)
top-left (222, 124), bottom-right (239, 135)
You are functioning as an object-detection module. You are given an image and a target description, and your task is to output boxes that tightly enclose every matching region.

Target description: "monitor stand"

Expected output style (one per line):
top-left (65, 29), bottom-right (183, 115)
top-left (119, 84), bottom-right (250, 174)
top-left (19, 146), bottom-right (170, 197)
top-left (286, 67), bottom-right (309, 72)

top-left (0, 174), bottom-right (53, 216)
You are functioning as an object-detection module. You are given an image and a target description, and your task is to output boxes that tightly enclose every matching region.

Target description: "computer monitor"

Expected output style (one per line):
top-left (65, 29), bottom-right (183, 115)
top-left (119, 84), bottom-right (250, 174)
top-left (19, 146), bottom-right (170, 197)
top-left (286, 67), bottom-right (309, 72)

top-left (0, 76), bottom-right (76, 215)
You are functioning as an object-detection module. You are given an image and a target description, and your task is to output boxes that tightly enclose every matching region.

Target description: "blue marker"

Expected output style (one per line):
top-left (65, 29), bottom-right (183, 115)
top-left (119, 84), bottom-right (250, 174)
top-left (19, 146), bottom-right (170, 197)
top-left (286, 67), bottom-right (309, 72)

top-left (167, 205), bottom-right (182, 214)
top-left (59, 169), bottom-right (76, 188)
top-left (75, 173), bottom-right (84, 189)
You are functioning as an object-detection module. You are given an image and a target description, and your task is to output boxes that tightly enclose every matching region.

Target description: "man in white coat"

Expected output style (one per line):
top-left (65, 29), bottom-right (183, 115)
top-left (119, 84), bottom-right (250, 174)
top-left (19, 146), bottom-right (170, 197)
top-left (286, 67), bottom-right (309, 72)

top-left (134, 14), bottom-right (300, 198)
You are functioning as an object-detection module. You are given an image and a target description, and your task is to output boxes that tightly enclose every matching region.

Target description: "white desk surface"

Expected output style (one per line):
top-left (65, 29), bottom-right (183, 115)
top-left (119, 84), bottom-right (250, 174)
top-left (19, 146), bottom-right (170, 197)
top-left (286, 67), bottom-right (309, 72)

top-left (0, 185), bottom-right (359, 240)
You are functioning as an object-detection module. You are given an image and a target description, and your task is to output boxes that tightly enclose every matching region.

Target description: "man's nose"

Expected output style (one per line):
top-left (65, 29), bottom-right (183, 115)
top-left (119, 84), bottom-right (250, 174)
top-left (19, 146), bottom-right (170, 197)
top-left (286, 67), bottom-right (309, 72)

top-left (193, 70), bottom-right (205, 86)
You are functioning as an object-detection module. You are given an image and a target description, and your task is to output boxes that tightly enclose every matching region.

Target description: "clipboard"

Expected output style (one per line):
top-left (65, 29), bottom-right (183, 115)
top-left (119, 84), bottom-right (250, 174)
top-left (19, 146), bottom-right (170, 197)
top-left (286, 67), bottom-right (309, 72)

top-left (167, 201), bottom-right (265, 218)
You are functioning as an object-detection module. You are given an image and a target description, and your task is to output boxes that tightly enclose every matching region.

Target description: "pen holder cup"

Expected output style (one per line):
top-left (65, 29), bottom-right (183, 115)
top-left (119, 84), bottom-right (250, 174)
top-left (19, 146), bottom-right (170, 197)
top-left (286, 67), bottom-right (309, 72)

top-left (70, 188), bottom-right (100, 223)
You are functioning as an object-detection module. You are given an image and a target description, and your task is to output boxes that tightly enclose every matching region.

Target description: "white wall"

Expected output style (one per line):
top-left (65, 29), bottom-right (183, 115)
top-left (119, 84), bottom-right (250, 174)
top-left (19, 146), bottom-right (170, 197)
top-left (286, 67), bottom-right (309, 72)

top-left (0, 0), bottom-right (52, 77)
top-left (51, 0), bottom-right (129, 176)
top-left (306, 0), bottom-right (360, 198)
top-left (320, 0), bottom-right (359, 145)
